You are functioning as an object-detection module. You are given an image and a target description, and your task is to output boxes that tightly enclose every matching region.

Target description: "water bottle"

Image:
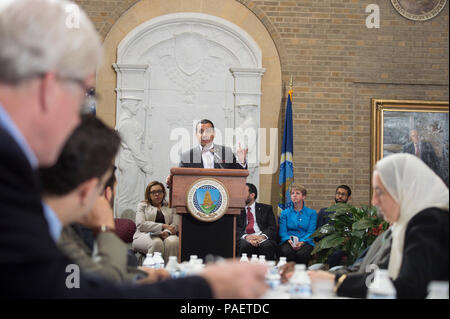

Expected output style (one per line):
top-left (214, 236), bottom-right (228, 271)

top-left (367, 269), bottom-right (396, 299)
top-left (289, 264), bottom-right (312, 299)
top-left (142, 253), bottom-right (155, 268)
top-left (250, 254), bottom-right (259, 264)
top-left (240, 253), bottom-right (249, 263)
top-left (258, 255), bottom-right (267, 264)
top-left (426, 281), bottom-right (449, 299)
top-left (165, 256), bottom-right (180, 278)
top-left (189, 255), bottom-right (198, 265)
top-left (178, 261), bottom-right (189, 278)
top-left (193, 259), bottom-right (204, 274)
top-left (276, 257), bottom-right (287, 271)
top-left (265, 261), bottom-right (281, 290)
top-left (153, 252), bottom-right (165, 269)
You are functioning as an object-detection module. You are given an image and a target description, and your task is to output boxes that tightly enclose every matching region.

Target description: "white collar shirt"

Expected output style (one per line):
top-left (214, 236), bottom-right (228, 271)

top-left (199, 143), bottom-right (215, 168)
top-left (242, 202), bottom-right (268, 242)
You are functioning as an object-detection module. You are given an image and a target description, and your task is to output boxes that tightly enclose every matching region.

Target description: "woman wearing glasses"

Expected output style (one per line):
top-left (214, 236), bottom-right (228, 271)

top-left (132, 181), bottom-right (179, 263)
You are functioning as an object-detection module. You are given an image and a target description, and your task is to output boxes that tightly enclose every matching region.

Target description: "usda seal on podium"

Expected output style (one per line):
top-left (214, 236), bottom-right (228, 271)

top-left (186, 178), bottom-right (229, 222)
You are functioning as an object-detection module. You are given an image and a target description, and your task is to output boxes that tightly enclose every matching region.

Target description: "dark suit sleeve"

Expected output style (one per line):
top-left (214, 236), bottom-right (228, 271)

top-left (421, 142), bottom-right (440, 174)
top-left (179, 149), bottom-right (193, 167)
top-left (316, 208), bottom-right (326, 229)
top-left (221, 146), bottom-right (247, 169)
top-left (236, 209), bottom-right (246, 240)
top-left (403, 142), bottom-right (414, 154)
top-left (336, 208), bottom-right (449, 299)
top-left (392, 208), bottom-right (449, 299)
top-left (259, 204), bottom-right (277, 241)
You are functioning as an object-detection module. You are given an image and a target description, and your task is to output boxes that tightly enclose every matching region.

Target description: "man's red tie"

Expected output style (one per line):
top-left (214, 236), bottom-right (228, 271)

top-left (245, 206), bottom-right (255, 234)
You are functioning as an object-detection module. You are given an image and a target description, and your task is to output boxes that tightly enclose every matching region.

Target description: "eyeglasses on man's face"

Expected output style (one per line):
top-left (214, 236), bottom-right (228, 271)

top-left (336, 192), bottom-right (348, 197)
top-left (34, 73), bottom-right (98, 114)
top-left (64, 78), bottom-right (98, 114)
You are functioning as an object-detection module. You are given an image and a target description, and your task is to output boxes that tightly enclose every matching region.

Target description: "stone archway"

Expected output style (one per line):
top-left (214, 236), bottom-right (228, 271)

top-left (97, 0), bottom-right (282, 215)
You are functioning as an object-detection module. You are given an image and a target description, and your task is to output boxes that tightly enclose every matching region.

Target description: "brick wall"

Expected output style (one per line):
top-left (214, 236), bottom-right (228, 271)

top-left (76, 0), bottom-right (449, 212)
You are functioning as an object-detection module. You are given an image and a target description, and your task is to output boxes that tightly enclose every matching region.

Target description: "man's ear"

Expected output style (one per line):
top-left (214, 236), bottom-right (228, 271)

top-left (38, 71), bottom-right (58, 114)
top-left (77, 178), bottom-right (99, 206)
top-left (104, 186), bottom-right (112, 202)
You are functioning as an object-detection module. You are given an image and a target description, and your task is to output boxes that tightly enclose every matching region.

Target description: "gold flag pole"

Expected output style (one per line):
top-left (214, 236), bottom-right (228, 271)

top-left (289, 75), bottom-right (293, 91)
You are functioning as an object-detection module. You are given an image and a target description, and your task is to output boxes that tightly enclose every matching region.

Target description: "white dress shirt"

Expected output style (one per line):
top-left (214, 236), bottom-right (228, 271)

top-left (199, 143), bottom-right (247, 169)
top-left (199, 143), bottom-right (215, 168)
top-left (242, 202), bottom-right (268, 242)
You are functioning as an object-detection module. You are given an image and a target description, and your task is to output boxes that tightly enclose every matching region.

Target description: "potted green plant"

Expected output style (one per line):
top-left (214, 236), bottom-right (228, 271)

top-left (310, 203), bottom-right (389, 266)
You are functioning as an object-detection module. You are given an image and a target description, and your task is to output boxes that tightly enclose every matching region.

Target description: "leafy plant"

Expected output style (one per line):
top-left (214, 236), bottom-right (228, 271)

top-left (310, 203), bottom-right (389, 265)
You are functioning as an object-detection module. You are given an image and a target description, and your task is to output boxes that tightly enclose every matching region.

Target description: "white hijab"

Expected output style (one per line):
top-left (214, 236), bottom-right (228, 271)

top-left (374, 153), bottom-right (449, 280)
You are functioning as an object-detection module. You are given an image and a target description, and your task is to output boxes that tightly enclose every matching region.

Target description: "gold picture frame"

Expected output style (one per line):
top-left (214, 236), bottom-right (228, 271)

top-left (370, 99), bottom-right (449, 196)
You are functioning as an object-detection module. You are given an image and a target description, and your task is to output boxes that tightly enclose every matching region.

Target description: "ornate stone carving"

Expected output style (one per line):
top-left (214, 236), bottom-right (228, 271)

top-left (114, 13), bottom-right (264, 216)
top-left (115, 97), bottom-right (152, 217)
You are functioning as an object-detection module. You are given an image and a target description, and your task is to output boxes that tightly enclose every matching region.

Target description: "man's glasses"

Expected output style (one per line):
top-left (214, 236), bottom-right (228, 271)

top-left (65, 78), bottom-right (98, 114)
top-left (35, 73), bottom-right (98, 114)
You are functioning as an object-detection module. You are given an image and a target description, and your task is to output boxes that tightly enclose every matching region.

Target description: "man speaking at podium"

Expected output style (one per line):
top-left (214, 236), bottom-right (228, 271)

top-left (179, 119), bottom-right (248, 169)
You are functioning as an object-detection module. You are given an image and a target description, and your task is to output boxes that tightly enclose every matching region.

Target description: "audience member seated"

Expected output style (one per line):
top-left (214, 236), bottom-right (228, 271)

top-left (281, 224), bottom-right (392, 281)
top-left (278, 183), bottom-right (317, 265)
top-left (236, 183), bottom-right (278, 260)
top-left (132, 181), bottom-right (179, 263)
top-left (306, 153), bottom-right (449, 298)
top-left (73, 167), bottom-right (139, 268)
top-left (39, 115), bottom-right (169, 284)
top-left (315, 185), bottom-right (352, 267)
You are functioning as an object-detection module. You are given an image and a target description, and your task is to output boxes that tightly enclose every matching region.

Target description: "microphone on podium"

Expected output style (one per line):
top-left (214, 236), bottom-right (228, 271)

top-left (212, 149), bottom-right (225, 169)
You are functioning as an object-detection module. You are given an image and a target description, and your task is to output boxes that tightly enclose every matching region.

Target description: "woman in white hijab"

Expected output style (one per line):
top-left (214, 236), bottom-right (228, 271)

top-left (307, 153), bottom-right (449, 298)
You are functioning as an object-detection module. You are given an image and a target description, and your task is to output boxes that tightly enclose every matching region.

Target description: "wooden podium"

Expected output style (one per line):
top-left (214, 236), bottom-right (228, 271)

top-left (169, 168), bottom-right (248, 262)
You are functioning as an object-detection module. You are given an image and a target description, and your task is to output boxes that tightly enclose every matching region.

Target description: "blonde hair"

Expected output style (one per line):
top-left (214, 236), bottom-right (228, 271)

top-left (290, 183), bottom-right (307, 196)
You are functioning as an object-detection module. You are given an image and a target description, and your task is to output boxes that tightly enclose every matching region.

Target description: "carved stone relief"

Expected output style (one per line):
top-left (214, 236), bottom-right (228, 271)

top-left (114, 13), bottom-right (264, 217)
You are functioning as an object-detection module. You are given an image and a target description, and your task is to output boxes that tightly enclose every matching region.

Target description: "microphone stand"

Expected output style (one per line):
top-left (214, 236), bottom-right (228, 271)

top-left (212, 150), bottom-right (225, 169)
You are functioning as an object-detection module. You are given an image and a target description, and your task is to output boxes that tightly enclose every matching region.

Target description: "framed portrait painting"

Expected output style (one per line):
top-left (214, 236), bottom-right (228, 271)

top-left (371, 99), bottom-right (449, 193)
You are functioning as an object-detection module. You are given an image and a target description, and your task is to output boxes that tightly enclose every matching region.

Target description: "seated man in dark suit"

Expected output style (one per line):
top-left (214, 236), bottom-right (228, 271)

top-left (179, 119), bottom-right (248, 169)
top-left (316, 185), bottom-right (352, 267)
top-left (236, 183), bottom-right (278, 260)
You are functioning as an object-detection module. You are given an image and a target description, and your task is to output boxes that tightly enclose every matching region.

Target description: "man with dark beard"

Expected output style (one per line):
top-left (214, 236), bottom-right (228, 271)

top-left (236, 183), bottom-right (278, 260)
top-left (315, 185), bottom-right (352, 268)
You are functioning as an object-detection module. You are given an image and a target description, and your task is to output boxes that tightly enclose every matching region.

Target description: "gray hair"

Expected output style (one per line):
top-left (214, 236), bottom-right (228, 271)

top-left (0, 0), bottom-right (102, 84)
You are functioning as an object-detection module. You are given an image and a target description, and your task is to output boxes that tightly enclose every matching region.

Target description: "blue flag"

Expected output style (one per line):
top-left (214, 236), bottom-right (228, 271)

top-left (278, 89), bottom-right (294, 215)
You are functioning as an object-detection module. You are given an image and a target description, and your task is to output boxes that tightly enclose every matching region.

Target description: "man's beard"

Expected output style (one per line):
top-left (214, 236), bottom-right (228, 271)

top-left (335, 198), bottom-right (347, 204)
top-left (245, 196), bottom-right (251, 205)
